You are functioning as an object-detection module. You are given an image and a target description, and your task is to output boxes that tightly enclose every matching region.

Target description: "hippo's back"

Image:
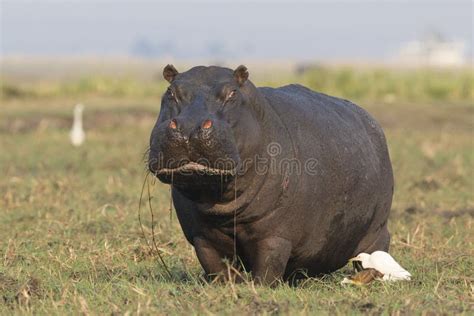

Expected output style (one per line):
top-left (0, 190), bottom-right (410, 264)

top-left (259, 84), bottom-right (391, 169)
top-left (259, 84), bottom-right (393, 273)
top-left (260, 84), bottom-right (386, 145)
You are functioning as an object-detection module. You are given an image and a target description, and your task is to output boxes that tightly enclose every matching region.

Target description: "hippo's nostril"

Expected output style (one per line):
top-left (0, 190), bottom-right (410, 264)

top-left (202, 119), bottom-right (213, 130)
top-left (169, 119), bottom-right (178, 130)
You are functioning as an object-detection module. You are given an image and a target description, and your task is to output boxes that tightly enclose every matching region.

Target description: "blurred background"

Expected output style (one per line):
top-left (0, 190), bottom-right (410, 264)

top-left (0, 1), bottom-right (472, 313)
top-left (2, 1), bottom-right (473, 81)
top-left (2, 0), bottom-right (472, 97)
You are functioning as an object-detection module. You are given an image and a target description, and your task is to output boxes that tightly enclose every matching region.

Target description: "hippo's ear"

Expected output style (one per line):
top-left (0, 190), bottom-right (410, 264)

top-left (233, 65), bottom-right (249, 86)
top-left (163, 64), bottom-right (179, 83)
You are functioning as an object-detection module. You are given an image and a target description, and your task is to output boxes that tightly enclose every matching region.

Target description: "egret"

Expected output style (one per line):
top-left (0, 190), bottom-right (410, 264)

top-left (349, 251), bottom-right (412, 281)
top-left (70, 103), bottom-right (85, 147)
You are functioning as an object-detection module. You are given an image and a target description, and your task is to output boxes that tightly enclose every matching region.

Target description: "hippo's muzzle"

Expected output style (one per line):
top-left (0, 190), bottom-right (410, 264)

top-left (148, 109), bottom-right (240, 184)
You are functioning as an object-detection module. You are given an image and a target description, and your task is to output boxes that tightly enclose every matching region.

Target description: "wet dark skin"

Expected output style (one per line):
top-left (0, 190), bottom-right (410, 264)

top-left (149, 65), bottom-right (393, 285)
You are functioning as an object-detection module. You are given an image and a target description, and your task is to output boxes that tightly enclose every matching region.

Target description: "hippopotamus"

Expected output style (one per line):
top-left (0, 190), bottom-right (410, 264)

top-left (148, 65), bottom-right (393, 285)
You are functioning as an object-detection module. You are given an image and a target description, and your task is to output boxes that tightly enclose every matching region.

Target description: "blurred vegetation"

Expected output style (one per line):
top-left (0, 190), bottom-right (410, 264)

top-left (1, 66), bottom-right (473, 103)
top-left (295, 66), bottom-right (473, 103)
top-left (1, 77), bottom-right (168, 100)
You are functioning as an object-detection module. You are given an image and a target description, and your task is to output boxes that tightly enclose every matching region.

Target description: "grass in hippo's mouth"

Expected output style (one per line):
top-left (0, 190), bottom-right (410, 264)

top-left (156, 162), bottom-right (237, 175)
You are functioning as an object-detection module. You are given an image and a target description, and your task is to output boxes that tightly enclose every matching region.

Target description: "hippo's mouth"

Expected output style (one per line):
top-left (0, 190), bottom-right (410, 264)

top-left (156, 162), bottom-right (237, 176)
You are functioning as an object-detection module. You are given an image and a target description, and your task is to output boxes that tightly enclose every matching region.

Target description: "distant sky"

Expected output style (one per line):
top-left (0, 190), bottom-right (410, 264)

top-left (1, 0), bottom-right (472, 60)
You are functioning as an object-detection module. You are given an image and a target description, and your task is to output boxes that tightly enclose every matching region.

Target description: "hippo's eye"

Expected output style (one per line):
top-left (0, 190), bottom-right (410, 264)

top-left (167, 88), bottom-right (178, 102)
top-left (223, 90), bottom-right (236, 104)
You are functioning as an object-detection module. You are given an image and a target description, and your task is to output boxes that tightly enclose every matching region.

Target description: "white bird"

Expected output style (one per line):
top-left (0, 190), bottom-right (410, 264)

top-left (70, 103), bottom-right (85, 147)
top-left (350, 251), bottom-right (412, 281)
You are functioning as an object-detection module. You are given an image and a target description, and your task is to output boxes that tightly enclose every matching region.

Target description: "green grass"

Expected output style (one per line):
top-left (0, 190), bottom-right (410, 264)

top-left (0, 69), bottom-right (473, 314)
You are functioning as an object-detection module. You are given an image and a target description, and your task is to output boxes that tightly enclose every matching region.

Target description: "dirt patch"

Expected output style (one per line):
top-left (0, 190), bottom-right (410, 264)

top-left (411, 178), bottom-right (440, 191)
top-left (248, 298), bottom-right (289, 315)
top-left (438, 208), bottom-right (474, 219)
top-left (79, 219), bottom-right (113, 235)
top-left (404, 206), bottom-right (418, 215)
top-left (0, 273), bottom-right (20, 305)
top-left (402, 207), bottom-right (474, 219)
top-left (357, 302), bottom-right (377, 312)
top-left (132, 245), bottom-right (155, 262)
top-left (16, 277), bottom-right (43, 306)
top-left (0, 274), bottom-right (43, 307)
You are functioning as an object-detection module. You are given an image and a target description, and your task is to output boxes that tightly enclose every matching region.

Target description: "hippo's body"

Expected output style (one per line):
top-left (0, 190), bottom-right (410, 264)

top-left (149, 65), bottom-right (393, 284)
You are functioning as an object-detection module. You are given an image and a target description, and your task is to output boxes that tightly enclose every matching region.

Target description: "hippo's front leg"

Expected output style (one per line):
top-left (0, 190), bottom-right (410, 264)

top-left (249, 237), bottom-right (292, 285)
top-left (193, 237), bottom-right (227, 276)
top-left (193, 237), bottom-right (241, 282)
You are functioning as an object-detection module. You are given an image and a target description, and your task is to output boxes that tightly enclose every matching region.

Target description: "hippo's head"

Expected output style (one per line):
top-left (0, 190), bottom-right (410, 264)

top-left (148, 65), bottom-right (262, 201)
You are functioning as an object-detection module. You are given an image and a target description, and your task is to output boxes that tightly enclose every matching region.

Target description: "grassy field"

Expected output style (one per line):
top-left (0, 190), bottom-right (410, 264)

top-left (0, 64), bottom-right (473, 314)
